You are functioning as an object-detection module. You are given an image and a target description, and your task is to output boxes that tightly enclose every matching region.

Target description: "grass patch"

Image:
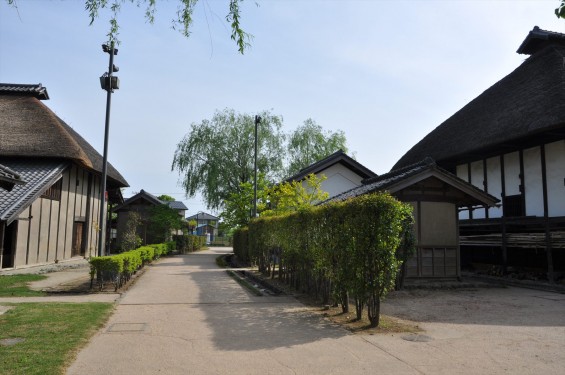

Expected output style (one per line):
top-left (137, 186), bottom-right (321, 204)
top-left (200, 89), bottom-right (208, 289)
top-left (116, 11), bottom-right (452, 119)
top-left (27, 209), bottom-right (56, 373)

top-left (226, 270), bottom-right (263, 296)
top-left (0, 302), bottom-right (114, 375)
top-left (320, 305), bottom-right (421, 335)
top-left (0, 274), bottom-right (47, 297)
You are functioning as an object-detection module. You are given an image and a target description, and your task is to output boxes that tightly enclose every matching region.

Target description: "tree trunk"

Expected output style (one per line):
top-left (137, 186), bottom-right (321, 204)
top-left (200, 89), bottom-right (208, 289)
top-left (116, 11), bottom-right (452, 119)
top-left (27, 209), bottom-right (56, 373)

top-left (341, 290), bottom-right (349, 313)
top-left (367, 291), bottom-right (381, 327)
top-left (355, 297), bottom-right (364, 320)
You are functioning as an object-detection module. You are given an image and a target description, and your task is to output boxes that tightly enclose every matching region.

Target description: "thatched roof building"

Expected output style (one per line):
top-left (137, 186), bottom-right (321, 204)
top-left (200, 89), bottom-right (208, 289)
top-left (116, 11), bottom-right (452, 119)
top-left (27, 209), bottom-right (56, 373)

top-left (0, 83), bottom-right (128, 187)
top-left (393, 26), bottom-right (565, 171)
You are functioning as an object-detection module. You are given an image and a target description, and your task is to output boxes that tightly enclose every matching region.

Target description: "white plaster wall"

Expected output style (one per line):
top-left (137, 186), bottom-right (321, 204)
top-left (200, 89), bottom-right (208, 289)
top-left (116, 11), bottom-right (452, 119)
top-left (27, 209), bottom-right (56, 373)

top-left (504, 152), bottom-right (521, 196)
top-left (470, 161), bottom-right (486, 219)
top-left (310, 164), bottom-right (365, 198)
top-left (523, 146), bottom-right (544, 217)
top-left (486, 157), bottom-right (503, 218)
top-left (545, 140), bottom-right (565, 217)
top-left (456, 164), bottom-right (469, 220)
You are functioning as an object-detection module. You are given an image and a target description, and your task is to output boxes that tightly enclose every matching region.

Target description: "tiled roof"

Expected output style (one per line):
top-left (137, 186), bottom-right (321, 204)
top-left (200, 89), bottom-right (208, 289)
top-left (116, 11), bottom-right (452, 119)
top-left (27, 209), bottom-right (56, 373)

top-left (167, 201), bottom-right (188, 210)
top-left (186, 212), bottom-right (219, 221)
top-left (113, 190), bottom-right (188, 212)
top-left (0, 163), bottom-right (25, 191)
top-left (517, 26), bottom-right (565, 55)
top-left (0, 83), bottom-right (49, 99)
top-left (284, 149), bottom-right (377, 182)
top-left (325, 157), bottom-right (498, 207)
top-left (327, 158), bottom-right (436, 202)
top-left (0, 159), bottom-right (68, 224)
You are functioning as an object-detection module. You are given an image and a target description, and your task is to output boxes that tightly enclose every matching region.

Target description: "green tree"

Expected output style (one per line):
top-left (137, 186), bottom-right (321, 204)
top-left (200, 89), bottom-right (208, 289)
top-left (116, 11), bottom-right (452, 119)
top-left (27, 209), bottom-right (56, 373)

top-left (262, 174), bottom-right (329, 216)
top-left (121, 211), bottom-right (142, 251)
top-left (556, 2), bottom-right (565, 19)
top-left (221, 174), bottom-right (270, 229)
top-left (157, 194), bottom-right (176, 202)
top-left (172, 108), bottom-right (285, 211)
top-left (147, 204), bottom-right (183, 243)
top-left (286, 119), bottom-right (348, 176)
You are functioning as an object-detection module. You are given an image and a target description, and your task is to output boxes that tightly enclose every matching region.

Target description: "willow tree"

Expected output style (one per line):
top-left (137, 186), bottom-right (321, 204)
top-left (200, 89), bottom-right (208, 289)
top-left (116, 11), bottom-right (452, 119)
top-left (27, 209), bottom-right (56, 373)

top-left (6, 0), bottom-right (252, 53)
top-left (286, 119), bottom-right (349, 176)
top-left (172, 109), bottom-right (285, 211)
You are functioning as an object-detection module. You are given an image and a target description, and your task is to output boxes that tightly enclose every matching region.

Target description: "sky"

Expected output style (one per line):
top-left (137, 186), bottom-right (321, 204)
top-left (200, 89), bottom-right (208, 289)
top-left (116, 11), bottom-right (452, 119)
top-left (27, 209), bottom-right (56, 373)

top-left (1, 0), bottom-right (564, 217)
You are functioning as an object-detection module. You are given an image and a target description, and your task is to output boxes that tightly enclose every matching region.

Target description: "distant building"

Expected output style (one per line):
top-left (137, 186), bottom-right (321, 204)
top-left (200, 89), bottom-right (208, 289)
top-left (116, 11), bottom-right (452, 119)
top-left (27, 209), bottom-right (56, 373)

top-left (113, 190), bottom-right (188, 248)
top-left (186, 212), bottom-right (219, 243)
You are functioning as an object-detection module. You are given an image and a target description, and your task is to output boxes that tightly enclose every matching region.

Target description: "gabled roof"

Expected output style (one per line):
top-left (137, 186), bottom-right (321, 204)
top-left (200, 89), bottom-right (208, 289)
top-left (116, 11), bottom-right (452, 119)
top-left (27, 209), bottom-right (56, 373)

top-left (326, 157), bottom-right (498, 208)
top-left (0, 83), bottom-right (49, 99)
top-left (285, 149), bottom-right (377, 182)
top-left (393, 27), bottom-right (565, 170)
top-left (0, 163), bottom-right (25, 191)
top-left (186, 212), bottom-right (219, 221)
top-left (0, 83), bottom-right (128, 187)
top-left (167, 201), bottom-right (188, 210)
top-left (0, 159), bottom-right (68, 224)
top-left (113, 189), bottom-right (187, 212)
top-left (517, 26), bottom-right (565, 55)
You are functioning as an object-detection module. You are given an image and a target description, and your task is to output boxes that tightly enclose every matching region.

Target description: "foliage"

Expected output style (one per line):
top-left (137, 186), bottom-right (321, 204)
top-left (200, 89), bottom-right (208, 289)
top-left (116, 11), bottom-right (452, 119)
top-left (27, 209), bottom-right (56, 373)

top-left (286, 118), bottom-right (349, 176)
top-left (262, 173), bottom-right (329, 216)
top-left (157, 194), bottom-right (175, 202)
top-left (147, 204), bottom-right (183, 243)
top-left (0, 274), bottom-right (46, 297)
top-left (172, 108), bottom-right (285, 210)
top-left (172, 234), bottom-right (206, 253)
top-left (556, 1), bottom-right (565, 19)
top-left (81, 0), bottom-right (252, 53)
top-left (89, 242), bottom-right (172, 291)
top-left (233, 192), bottom-right (415, 327)
top-left (0, 302), bottom-right (113, 375)
top-left (220, 173), bottom-right (270, 228)
top-left (121, 211), bottom-right (142, 251)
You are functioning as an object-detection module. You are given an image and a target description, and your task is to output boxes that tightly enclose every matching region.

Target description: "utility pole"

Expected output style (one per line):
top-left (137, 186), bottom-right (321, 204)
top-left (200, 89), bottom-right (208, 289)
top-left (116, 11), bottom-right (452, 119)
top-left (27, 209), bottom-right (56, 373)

top-left (98, 43), bottom-right (119, 257)
top-left (253, 115), bottom-right (261, 219)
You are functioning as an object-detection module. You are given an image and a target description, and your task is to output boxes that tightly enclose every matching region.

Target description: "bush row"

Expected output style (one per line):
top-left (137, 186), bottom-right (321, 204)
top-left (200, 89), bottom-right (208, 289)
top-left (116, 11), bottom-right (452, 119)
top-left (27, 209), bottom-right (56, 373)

top-left (233, 192), bottom-right (415, 327)
top-left (172, 234), bottom-right (207, 253)
top-left (90, 242), bottom-right (175, 291)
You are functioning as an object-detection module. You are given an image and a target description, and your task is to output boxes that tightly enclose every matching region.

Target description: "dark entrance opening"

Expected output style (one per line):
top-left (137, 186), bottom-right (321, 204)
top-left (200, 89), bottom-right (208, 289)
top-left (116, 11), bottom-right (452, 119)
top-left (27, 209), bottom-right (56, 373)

top-left (2, 221), bottom-right (17, 269)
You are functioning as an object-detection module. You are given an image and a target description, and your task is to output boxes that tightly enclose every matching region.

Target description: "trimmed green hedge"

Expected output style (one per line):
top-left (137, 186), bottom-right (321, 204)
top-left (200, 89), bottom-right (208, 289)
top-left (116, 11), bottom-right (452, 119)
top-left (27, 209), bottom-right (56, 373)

top-left (89, 242), bottom-right (173, 291)
top-left (233, 192), bottom-right (415, 327)
top-left (172, 234), bottom-right (206, 253)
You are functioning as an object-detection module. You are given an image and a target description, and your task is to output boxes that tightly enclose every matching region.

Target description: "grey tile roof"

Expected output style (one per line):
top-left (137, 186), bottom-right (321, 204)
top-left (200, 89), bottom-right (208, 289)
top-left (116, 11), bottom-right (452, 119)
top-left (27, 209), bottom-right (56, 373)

top-left (186, 212), bottom-right (219, 221)
top-left (167, 201), bottom-right (188, 210)
top-left (325, 157), bottom-right (498, 207)
top-left (0, 83), bottom-right (49, 99)
top-left (326, 158), bottom-right (436, 203)
top-left (0, 163), bottom-right (25, 191)
top-left (0, 159), bottom-right (68, 224)
top-left (284, 149), bottom-right (377, 182)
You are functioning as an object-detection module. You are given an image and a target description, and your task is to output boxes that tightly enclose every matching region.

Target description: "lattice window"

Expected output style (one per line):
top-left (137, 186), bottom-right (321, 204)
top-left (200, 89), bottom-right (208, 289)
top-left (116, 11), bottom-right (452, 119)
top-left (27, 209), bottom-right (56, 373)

top-left (41, 179), bottom-right (62, 201)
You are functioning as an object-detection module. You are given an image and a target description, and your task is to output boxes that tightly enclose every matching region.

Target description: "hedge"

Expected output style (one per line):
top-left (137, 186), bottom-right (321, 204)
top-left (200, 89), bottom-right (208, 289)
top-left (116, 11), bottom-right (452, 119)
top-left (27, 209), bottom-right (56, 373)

top-left (172, 234), bottom-right (206, 253)
top-left (233, 192), bottom-right (415, 327)
top-left (89, 241), bottom-right (173, 291)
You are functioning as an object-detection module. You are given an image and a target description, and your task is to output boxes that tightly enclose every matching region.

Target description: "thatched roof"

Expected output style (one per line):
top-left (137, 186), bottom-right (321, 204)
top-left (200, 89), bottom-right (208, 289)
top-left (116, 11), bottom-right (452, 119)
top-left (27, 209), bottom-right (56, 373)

top-left (393, 27), bottom-right (565, 170)
top-left (285, 149), bottom-right (377, 182)
top-left (326, 157), bottom-right (498, 208)
top-left (0, 84), bottom-right (128, 187)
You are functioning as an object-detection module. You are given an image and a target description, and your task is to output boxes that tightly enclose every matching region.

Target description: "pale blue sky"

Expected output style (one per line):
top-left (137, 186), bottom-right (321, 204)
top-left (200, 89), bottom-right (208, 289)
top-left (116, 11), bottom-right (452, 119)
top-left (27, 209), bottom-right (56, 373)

top-left (1, 0), bottom-right (564, 216)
